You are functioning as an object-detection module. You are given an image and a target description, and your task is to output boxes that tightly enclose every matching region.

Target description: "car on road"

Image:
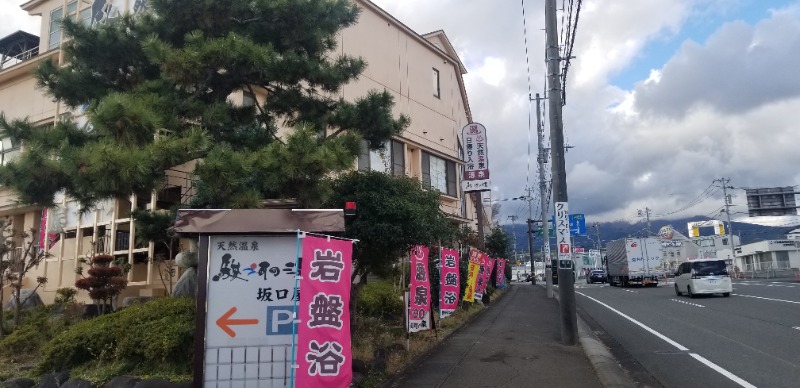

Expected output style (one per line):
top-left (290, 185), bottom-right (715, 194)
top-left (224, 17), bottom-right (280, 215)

top-left (674, 259), bottom-right (732, 298)
top-left (586, 269), bottom-right (607, 284)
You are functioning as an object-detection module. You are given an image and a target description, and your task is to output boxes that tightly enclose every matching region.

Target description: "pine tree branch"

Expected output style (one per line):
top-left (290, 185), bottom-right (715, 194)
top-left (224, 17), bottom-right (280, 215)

top-left (230, 17), bottom-right (262, 25)
top-left (246, 84), bottom-right (284, 146)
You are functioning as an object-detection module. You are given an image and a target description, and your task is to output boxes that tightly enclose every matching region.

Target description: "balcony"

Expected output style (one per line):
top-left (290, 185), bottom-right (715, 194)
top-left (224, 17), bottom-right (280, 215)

top-left (0, 31), bottom-right (40, 71)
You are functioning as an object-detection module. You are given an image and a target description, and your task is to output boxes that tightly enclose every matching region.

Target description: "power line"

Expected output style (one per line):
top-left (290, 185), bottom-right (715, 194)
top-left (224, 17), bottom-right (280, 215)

top-left (521, 0), bottom-right (534, 191)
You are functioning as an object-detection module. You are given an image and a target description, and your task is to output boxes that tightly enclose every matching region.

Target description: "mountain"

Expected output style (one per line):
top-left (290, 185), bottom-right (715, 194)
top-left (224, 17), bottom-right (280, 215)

top-left (501, 216), bottom-right (796, 256)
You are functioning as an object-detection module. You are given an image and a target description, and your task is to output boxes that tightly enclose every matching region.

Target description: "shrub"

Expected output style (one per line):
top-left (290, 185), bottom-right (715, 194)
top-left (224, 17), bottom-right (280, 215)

top-left (54, 287), bottom-right (78, 305)
top-left (0, 324), bottom-right (43, 356)
top-left (357, 281), bottom-right (403, 321)
top-left (38, 297), bottom-right (195, 374)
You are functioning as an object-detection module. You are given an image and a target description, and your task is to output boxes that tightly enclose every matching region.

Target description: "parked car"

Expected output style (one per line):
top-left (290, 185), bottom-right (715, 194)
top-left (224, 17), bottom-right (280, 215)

top-left (674, 259), bottom-right (732, 298)
top-left (587, 269), bottom-right (607, 284)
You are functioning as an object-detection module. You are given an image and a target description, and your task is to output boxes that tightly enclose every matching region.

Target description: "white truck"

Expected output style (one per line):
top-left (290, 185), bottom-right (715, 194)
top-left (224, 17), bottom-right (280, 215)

top-left (605, 237), bottom-right (665, 287)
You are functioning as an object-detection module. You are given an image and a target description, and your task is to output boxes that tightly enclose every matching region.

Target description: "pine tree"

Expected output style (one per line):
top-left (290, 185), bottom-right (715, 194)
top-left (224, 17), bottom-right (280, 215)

top-left (0, 0), bottom-right (408, 210)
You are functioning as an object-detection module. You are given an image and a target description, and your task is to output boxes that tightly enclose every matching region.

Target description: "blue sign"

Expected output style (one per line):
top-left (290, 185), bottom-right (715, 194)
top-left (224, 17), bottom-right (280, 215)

top-left (266, 306), bottom-right (296, 335)
top-left (550, 213), bottom-right (587, 236)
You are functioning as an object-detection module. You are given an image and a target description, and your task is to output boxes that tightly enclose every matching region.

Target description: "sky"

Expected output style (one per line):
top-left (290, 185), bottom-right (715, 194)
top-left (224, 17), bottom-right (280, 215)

top-left (2, 0), bottom-right (799, 230)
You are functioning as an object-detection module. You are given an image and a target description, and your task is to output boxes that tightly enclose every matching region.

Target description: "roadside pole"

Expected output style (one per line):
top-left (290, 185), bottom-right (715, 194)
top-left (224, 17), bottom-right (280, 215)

top-left (534, 93), bottom-right (553, 298)
top-left (545, 0), bottom-right (577, 345)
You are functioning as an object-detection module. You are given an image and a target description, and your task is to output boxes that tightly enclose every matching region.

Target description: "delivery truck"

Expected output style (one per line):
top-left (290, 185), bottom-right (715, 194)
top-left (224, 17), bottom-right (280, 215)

top-left (605, 237), bottom-right (665, 287)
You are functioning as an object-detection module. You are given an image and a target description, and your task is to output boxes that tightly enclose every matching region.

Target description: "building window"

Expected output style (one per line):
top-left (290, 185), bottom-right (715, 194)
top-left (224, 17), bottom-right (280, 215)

top-left (49, 7), bottom-right (64, 49)
top-left (49, 1), bottom-right (90, 49)
top-left (421, 151), bottom-right (456, 197)
top-left (243, 91), bottom-right (256, 107)
top-left (358, 140), bottom-right (405, 175)
top-left (776, 251), bottom-right (790, 269)
top-left (432, 68), bottom-right (440, 99)
top-left (0, 137), bottom-right (20, 166)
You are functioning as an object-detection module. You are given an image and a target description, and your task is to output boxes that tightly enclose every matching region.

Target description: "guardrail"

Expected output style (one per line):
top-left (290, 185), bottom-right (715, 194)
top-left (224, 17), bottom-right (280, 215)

top-left (1, 45), bottom-right (39, 70)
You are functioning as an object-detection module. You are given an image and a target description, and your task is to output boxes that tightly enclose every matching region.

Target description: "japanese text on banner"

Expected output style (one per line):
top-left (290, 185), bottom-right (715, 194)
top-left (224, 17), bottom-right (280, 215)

top-left (296, 236), bottom-right (353, 388)
top-left (463, 262), bottom-right (480, 303)
top-left (439, 248), bottom-right (460, 319)
top-left (555, 202), bottom-right (572, 266)
top-left (495, 259), bottom-right (506, 289)
top-left (408, 246), bottom-right (431, 332)
top-left (474, 257), bottom-right (494, 300)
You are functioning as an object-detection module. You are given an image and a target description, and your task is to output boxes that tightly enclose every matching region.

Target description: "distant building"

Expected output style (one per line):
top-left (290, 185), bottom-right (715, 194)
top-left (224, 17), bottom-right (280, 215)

top-left (787, 229), bottom-right (800, 240)
top-left (735, 240), bottom-right (800, 273)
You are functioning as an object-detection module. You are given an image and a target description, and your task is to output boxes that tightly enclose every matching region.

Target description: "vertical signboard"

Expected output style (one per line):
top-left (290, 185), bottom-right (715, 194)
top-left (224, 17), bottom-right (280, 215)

top-left (495, 259), bottom-right (507, 289)
top-left (461, 123), bottom-right (491, 192)
top-left (463, 248), bottom-right (484, 302)
top-left (475, 256), bottom-right (494, 300)
top-left (555, 202), bottom-right (573, 269)
top-left (296, 235), bottom-right (353, 388)
top-left (205, 235), bottom-right (299, 387)
top-left (408, 246), bottom-right (431, 332)
top-left (439, 248), bottom-right (460, 319)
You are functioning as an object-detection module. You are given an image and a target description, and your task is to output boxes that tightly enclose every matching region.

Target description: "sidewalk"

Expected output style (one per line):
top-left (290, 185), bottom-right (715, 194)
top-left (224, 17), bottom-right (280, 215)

top-left (389, 284), bottom-right (603, 388)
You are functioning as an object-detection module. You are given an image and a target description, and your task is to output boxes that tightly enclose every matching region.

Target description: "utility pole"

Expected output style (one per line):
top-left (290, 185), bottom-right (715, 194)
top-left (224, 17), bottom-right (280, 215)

top-left (525, 188), bottom-right (536, 284)
top-left (473, 193), bottom-right (486, 249)
top-left (716, 178), bottom-right (737, 264)
top-left (593, 222), bottom-right (601, 250)
top-left (508, 215), bottom-right (519, 266)
top-left (637, 207), bottom-right (652, 236)
top-left (545, 0), bottom-right (577, 345)
top-left (534, 93), bottom-right (553, 297)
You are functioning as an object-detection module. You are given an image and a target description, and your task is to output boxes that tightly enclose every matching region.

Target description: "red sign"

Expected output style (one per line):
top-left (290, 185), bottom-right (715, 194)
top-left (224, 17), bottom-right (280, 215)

top-left (296, 236), bottom-right (353, 388)
top-left (573, 247), bottom-right (585, 253)
top-left (408, 246), bottom-right (431, 332)
top-left (439, 248), bottom-right (460, 319)
top-left (475, 256), bottom-right (494, 298)
top-left (559, 244), bottom-right (570, 254)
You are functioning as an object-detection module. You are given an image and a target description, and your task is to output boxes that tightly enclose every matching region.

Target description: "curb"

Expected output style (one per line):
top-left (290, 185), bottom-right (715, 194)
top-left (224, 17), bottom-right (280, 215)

top-left (550, 285), bottom-right (636, 388)
top-left (378, 287), bottom-right (510, 388)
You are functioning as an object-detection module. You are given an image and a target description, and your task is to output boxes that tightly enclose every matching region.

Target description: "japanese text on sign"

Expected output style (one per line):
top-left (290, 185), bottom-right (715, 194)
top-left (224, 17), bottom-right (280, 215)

top-left (408, 246), bottom-right (431, 332)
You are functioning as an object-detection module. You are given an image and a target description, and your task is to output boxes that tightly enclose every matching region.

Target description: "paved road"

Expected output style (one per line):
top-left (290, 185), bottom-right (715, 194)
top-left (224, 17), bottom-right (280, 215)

top-left (570, 279), bottom-right (800, 388)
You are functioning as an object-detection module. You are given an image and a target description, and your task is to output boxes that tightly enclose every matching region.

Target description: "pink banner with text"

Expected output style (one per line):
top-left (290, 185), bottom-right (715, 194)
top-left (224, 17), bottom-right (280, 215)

top-left (496, 259), bottom-right (507, 289)
top-left (439, 248), bottom-right (460, 318)
top-left (408, 245), bottom-right (431, 332)
top-left (296, 235), bottom-right (353, 388)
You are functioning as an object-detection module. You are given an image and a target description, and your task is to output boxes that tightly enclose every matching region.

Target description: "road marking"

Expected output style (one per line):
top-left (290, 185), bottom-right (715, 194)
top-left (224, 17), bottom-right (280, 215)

top-left (670, 299), bottom-right (705, 308)
top-left (793, 326), bottom-right (800, 331)
top-left (733, 294), bottom-right (800, 305)
top-left (578, 292), bottom-right (757, 388)
top-left (623, 289), bottom-right (637, 293)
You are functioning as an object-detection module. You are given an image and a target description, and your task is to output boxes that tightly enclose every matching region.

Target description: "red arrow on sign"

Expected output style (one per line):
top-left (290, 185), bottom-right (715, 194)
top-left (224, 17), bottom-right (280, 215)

top-left (216, 307), bottom-right (259, 338)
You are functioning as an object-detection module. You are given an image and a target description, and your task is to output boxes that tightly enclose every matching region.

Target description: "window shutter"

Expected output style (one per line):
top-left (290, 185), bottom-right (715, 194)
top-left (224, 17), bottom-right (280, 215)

top-left (421, 152), bottom-right (431, 188)
top-left (446, 160), bottom-right (457, 196)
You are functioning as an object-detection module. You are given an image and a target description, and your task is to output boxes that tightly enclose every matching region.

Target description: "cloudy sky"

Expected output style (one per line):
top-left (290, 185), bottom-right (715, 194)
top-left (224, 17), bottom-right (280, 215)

top-left (2, 0), bottom-right (799, 228)
top-left (368, 0), bottom-right (800, 228)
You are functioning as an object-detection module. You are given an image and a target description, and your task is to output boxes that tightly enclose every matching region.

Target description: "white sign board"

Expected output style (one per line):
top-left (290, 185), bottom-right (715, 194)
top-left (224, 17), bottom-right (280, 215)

top-left (554, 202), bottom-right (572, 268)
top-left (461, 123), bottom-right (491, 192)
top-left (205, 235), bottom-right (299, 387)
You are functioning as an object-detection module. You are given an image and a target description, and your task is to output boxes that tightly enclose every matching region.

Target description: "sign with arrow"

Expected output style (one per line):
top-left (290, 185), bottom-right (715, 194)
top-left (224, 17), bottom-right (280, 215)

top-left (206, 235), bottom-right (299, 347)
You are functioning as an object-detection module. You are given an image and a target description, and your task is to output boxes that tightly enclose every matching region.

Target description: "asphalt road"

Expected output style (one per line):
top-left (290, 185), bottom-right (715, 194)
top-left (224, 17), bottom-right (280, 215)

top-left (568, 278), bottom-right (800, 388)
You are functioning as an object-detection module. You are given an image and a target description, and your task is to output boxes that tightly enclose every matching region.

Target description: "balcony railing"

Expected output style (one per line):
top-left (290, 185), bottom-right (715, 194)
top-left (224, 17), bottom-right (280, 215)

top-left (0, 45), bottom-right (39, 71)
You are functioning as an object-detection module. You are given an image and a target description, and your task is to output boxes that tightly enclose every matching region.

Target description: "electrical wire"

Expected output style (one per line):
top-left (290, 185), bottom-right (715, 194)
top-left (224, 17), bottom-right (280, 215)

top-left (653, 182), bottom-right (719, 218)
top-left (561, 0), bottom-right (582, 106)
top-left (521, 0), bottom-right (534, 193)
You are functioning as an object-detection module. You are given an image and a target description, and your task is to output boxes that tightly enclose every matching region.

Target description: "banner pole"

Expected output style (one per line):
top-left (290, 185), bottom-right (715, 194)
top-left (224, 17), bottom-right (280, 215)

top-left (289, 231), bottom-right (304, 388)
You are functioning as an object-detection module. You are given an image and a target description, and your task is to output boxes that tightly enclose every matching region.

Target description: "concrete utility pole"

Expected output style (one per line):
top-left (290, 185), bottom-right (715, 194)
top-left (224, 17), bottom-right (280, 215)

top-left (545, 0), bottom-right (577, 345)
top-left (508, 215), bottom-right (518, 264)
top-left (638, 207), bottom-right (653, 236)
top-left (525, 188), bottom-right (536, 284)
top-left (473, 193), bottom-right (486, 249)
top-left (534, 93), bottom-right (553, 298)
top-left (716, 178), bottom-right (737, 262)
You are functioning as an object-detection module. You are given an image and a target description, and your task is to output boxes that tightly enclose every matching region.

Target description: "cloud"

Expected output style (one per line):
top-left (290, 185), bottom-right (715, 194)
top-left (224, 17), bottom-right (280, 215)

top-left (634, 7), bottom-right (800, 117)
top-left (0, 3), bottom-right (40, 38)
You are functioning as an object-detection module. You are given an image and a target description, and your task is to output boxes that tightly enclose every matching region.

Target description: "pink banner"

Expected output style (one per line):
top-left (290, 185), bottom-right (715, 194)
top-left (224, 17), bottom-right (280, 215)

top-left (439, 248), bottom-right (460, 319)
top-left (296, 235), bottom-right (353, 388)
top-left (474, 256), bottom-right (494, 299)
top-left (408, 245), bottom-right (431, 332)
top-left (496, 259), bottom-right (507, 289)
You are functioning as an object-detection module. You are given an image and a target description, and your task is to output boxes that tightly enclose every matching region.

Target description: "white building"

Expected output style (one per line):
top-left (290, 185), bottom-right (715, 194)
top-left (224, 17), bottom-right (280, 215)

top-left (735, 239), bottom-right (800, 274)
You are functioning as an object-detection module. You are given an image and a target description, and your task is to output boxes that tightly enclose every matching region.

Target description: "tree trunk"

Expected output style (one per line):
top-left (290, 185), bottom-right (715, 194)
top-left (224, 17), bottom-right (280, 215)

top-left (349, 271), bottom-right (367, 330)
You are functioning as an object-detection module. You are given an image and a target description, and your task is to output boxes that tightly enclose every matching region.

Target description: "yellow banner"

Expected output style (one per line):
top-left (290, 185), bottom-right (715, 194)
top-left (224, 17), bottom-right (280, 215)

top-left (463, 262), bottom-right (481, 302)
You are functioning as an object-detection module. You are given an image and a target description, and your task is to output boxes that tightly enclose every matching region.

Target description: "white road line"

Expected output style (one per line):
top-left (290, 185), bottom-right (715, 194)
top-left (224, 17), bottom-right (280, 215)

top-left (733, 294), bottom-right (800, 305)
top-left (689, 353), bottom-right (757, 388)
top-left (793, 326), bottom-right (800, 331)
top-left (623, 289), bottom-right (636, 293)
top-left (578, 292), bottom-right (757, 388)
top-left (670, 299), bottom-right (705, 308)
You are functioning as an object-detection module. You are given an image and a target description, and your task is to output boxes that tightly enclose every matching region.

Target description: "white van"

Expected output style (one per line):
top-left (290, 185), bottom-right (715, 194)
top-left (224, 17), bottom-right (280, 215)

top-left (674, 259), bottom-right (732, 298)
